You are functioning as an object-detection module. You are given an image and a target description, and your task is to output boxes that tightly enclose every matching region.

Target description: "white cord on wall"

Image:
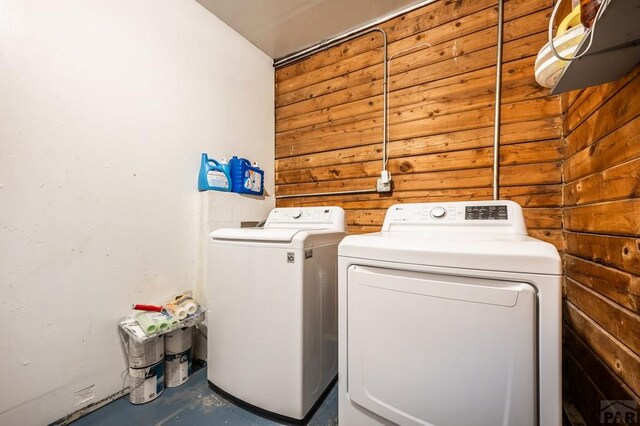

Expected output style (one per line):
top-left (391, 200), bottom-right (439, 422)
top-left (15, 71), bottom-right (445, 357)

top-left (548, 0), bottom-right (610, 61)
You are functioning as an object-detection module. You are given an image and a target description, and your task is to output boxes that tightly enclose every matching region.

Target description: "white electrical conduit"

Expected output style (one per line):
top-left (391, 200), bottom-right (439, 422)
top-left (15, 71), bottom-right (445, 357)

top-left (276, 27), bottom-right (388, 200)
top-left (493, 0), bottom-right (504, 201)
top-left (273, 0), bottom-right (438, 68)
top-left (273, 1), bottom-right (441, 200)
top-left (275, 42), bottom-right (435, 200)
top-left (275, 188), bottom-right (378, 199)
top-left (275, 0), bottom-right (507, 201)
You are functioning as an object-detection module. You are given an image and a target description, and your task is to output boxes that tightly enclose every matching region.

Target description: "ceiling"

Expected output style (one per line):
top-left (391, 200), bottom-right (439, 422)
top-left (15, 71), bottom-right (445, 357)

top-left (196, 0), bottom-right (426, 60)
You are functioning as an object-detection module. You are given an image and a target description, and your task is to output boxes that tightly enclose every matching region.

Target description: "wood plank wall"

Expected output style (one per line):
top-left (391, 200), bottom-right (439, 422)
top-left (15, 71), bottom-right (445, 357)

top-left (274, 0), bottom-right (640, 422)
top-left (274, 0), bottom-right (564, 251)
top-left (562, 65), bottom-right (640, 424)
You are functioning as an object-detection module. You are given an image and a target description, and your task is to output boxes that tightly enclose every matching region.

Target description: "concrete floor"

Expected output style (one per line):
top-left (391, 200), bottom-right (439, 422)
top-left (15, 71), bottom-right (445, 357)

top-left (72, 368), bottom-right (338, 426)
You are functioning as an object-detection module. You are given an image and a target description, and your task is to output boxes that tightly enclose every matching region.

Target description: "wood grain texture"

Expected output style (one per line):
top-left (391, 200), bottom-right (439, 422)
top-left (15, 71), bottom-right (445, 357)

top-left (272, 0), bottom-right (640, 421)
top-left (563, 351), bottom-right (605, 426)
top-left (564, 200), bottom-right (640, 236)
top-left (564, 66), bottom-right (640, 134)
top-left (562, 65), bottom-right (640, 417)
top-left (564, 232), bottom-right (640, 276)
top-left (564, 325), bottom-right (639, 403)
top-left (564, 297), bottom-right (640, 398)
top-left (342, 207), bottom-right (561, 229)
top-left (276, 117), bottom-right (561, 159)
top-left (564, 157), bottom-right (640, 207)
top-left (564, 117), bottom-right (640, 183)
top-left (565, 74), bottom-right (640, 158)
top-left (275, 0), bottom-right (562, 248)
top-left (565, 255), bottom-right (640, 313)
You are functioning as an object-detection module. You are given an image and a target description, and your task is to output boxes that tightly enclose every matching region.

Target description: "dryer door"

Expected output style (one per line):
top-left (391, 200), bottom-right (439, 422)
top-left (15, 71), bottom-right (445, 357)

top-left (347, 265), bottom-right (537, 426)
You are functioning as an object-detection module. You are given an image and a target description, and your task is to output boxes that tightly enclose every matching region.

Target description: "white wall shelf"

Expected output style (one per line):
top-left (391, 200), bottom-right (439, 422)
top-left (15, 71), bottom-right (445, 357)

top-left (551, 0), bottom-right (640, 95)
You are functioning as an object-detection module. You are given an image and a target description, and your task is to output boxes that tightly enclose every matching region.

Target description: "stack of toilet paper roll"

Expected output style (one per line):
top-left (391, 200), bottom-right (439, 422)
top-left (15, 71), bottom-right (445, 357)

top-left (127, 336), bottom-right (165, 404)
top-left (164, 327), bottom-right (193, 388)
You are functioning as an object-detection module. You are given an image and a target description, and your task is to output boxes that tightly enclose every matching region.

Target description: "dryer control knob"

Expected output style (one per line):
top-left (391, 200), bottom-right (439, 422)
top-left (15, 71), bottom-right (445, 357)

top-left (293, 210), bottom-right (303, 219)
top-left (430, 207), bottom-right (447, 219)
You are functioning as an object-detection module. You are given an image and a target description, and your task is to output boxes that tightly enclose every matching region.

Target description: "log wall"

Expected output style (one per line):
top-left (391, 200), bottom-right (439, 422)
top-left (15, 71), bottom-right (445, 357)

top-left (562, 66), bottom-right (640, 424)
top-left (274, 0), bottom-right (639, 422)
top-left (274, 0), bottom-right (564, 250)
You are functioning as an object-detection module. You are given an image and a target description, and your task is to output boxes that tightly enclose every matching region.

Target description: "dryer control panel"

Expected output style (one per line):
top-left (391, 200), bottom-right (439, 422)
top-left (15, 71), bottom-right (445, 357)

top-left (465, 205), bottom-right (509, 220)
top-left (265, 207), bottom-right (346, 231)
top-left (382, 201), bottom-right (527, 235)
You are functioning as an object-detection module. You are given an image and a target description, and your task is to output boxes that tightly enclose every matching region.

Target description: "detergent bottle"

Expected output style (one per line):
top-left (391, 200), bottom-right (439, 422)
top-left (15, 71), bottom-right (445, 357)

top-left (229, 156), bottom-right (264, 196)
top-left (198, 153), bottom-right (231, 192)
top-left (219, 157), bottom-right (231, 178)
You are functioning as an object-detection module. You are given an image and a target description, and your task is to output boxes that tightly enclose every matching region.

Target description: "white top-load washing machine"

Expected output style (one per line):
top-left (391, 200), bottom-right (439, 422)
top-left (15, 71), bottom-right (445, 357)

top-left (338, 201), bottom-right (562, 426)
top-left (207, 206), bottom-right (346, 422)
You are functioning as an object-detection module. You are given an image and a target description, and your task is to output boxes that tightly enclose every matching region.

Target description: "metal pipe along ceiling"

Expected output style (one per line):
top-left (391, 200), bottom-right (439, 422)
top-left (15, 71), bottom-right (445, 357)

top-left (273, 0), bottom-right (438, 68)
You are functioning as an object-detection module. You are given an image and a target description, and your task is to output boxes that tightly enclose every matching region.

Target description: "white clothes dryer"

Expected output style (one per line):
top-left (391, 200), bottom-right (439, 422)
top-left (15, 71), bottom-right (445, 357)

top-left (207, 207), bottom-right (346, 422)
top-left (338, 201), bottom-right (561, 426)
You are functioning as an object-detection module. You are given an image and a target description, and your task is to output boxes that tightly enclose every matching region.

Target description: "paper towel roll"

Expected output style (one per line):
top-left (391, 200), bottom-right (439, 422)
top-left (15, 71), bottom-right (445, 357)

top-left (166, 303), bottom-right (187, 320)
top-left (136, 313), bottom-right (158, 334)
top-left (164, 327), bottom-right (193, 354)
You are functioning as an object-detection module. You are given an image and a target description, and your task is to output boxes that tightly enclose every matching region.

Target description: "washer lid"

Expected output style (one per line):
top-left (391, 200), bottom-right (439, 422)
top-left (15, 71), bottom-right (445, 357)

top-left (210, 228), bottom-right (303, 243)
top-left (339, 232), bottom-right (561, 275)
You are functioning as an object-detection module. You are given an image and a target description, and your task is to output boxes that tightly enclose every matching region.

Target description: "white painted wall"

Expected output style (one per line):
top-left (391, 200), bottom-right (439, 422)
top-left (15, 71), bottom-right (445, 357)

top-left (0, 0), bottom-right (274, 424)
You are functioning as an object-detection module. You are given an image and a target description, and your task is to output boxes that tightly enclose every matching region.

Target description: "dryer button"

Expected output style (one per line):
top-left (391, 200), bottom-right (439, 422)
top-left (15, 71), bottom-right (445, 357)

top-left (430, 207), bottom-right (447, 219)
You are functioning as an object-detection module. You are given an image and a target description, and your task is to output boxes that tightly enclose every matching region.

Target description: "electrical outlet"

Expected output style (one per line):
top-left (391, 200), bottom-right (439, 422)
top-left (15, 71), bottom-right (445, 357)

top-left (377, 178), bottom-right (392, 193)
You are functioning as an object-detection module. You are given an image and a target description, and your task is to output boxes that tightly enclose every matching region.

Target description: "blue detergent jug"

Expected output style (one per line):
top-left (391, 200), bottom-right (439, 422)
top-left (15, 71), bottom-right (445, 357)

top-left (229, 156), bottom-right (264, 196)
top-left (198, 153), bottom-right (231, 192)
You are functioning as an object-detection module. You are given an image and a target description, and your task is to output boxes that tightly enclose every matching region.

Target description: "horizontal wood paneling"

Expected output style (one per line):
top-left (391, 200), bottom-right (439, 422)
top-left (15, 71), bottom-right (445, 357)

top-left (562, 65), bottom-right (640, 420)
top-left (565, 255), bottom-right (639, 313)
top-left (564, 319), bottom-right (640, 425)
top-left (564, 200), bottom-right (640, 236)
top-left (339, 207), bottom-right (561, 230)
top-left (564, 296), bottom-right (640, 400)
top-left (275, 3), bottom-right (639, 421)
top-left (565, 73), bottom-right (640, 158)
top-left (564, 325), bottom-right (638, 403)
top-left (276, 117), bottom-right (561, 159)
top-left (564, 232), bottom-right (640, 276)
top-left (563, 66), bottom-right (640, 134)
top-left (564, 157), bottom-right (640, 206)
top-left (275, 0), bottom-right (562, 249)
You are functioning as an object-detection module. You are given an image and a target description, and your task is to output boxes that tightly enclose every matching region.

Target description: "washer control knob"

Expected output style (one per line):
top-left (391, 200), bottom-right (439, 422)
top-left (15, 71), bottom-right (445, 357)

top-left (292, 210), bottom-right (303, 219)
top-left (430, 207), bottom-right (447, 219)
